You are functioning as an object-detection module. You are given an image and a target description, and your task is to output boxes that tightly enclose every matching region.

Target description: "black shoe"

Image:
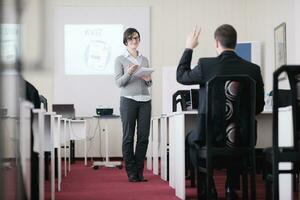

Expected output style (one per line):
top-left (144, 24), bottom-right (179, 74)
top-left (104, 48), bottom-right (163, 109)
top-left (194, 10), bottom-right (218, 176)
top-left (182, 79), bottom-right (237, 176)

top-left (137, 173), bottom-right (148, 182)
top-left (225, 188), bottom-right (239, 200)
top-left (128, 176), bottom-right (140, 182)
top-left (139, 177), bottom-right (148, 182)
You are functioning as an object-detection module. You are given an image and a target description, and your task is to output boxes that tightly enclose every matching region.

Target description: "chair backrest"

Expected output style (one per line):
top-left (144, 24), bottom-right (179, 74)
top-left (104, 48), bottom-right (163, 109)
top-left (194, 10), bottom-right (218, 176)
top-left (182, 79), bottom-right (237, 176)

top-left (273, 65), bottom-right (300, 150)
top-left (205, 75), bottom-right (256, 149)
top-left (172, 90), bottom-right (190, 112)
top-left (39, 95), bottom-right (48, 111)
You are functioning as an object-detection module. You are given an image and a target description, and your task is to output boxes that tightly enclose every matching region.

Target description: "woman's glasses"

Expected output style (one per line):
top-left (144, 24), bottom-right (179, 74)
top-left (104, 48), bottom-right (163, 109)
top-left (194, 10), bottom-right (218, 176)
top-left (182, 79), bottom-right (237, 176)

top-left (128, 36), bottom-right (140, 41)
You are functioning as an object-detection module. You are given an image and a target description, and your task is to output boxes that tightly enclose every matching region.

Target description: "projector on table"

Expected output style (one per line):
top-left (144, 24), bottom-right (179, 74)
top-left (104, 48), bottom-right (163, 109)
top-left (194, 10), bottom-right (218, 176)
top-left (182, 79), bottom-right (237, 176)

top-left (96, 107), bottom-right (113, 116)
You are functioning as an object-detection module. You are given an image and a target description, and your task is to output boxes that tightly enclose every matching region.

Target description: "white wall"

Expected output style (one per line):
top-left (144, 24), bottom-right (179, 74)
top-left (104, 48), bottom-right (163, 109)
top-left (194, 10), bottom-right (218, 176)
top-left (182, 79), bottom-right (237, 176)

top-left (22, 0), bottom-right (299, 116)
top-left (21, 0), bottom-right (299, 156)
top-left (294, 0), bottom-right (300, 63)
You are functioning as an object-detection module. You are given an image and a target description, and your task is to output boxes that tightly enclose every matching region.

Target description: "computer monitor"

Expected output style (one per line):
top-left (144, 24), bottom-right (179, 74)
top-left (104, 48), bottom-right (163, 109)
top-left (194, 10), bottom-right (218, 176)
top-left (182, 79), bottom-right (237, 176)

top-left (52, 104), bottom-right (75, 119)
top-left (235, 41), bottom-right (261, 66)
top-left (190, 89), bottom-right (199, 110)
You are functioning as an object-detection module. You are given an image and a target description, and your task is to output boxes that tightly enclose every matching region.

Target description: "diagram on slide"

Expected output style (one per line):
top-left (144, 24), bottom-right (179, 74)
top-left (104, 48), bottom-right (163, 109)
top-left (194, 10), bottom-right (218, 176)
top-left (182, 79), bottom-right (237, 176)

top-left (65, 24), bottom-right (124, 75)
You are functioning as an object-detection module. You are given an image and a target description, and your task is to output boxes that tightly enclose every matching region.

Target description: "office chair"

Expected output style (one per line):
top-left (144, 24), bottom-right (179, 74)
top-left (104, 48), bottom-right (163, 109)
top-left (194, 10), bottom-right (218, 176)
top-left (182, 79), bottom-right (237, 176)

top-left (172, 90), bottom-right (190, 112)
top-left (39, 95), bottom-right (48, 111)
top-left (195, 75), bottom-right (256, 200)
top-left (264, 65), bottom-right (300, 200)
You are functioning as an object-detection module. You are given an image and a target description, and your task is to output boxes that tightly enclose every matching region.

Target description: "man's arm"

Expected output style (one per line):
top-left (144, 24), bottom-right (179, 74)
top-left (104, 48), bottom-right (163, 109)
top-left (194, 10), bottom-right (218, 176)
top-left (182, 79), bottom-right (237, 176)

top-left (176, 49), bottom-right (203, 85)
top-left (176, 26), bottom-right (203, 85)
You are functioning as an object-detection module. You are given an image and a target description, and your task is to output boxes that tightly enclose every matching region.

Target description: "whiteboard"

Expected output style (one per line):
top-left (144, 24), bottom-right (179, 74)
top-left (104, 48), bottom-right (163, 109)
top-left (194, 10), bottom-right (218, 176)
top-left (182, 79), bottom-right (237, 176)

top-left (54, 6), bottom-right (150, 117)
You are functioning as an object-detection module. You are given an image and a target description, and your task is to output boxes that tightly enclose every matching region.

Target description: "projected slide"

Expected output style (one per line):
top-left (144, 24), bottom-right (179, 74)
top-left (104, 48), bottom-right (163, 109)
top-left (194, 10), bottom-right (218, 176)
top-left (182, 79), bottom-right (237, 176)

top-left (0, 24), bottom-right (20, 65)
top-left (65, 24), bottom-right (124, 75)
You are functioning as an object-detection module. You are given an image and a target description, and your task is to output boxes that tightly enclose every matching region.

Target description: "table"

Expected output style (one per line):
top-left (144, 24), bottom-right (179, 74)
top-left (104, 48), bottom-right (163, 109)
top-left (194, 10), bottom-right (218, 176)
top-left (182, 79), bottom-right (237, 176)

top-left (167, 108), bottom-right (292, 200)
top-left (60, 118), bottom-right (71, 176)
top-left (44, 112), bottom-right (56, 200)
top-left (70, 119), bottom-right (87, 166)
top-left (159, 115), bottom-right (169, 181)
top-left (32, 108), bottom-right (46, 200)
top-left (152, 117), bottom-right (161, 175)
top-left (20, 101), bottom-right (34, 199)
top-left (92, 115), bottom-right (122, 169)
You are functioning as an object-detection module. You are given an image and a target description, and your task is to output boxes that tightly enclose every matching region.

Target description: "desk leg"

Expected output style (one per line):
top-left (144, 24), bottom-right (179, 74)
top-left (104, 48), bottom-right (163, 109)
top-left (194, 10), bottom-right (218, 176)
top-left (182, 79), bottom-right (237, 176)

top-left (146, 119), bottom-right (153, 170)
top-left (68, 140), bottom-right (71, 172)
top-left (84, 137), bottom-right (87, 166)
top-left (153, 119), bottom-right (159, 175)
top-left (105, 120), bottom-right (109, 163)
top-left (64, 140), bottom-right (67, 176)
top-left (170, 114), bottom-right (186, 200)
top-left (58, 146), bottom-right (61, 191)
top-left (51, 147), bottom-right (55, 200)
top-left (92, 118), bottom-right (122, 168)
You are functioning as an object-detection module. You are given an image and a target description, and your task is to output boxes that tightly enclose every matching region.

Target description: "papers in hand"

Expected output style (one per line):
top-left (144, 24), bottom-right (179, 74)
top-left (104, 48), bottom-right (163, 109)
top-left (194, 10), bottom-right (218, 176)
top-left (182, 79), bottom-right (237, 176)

top-left (133, 67), bottom-right (154, 77)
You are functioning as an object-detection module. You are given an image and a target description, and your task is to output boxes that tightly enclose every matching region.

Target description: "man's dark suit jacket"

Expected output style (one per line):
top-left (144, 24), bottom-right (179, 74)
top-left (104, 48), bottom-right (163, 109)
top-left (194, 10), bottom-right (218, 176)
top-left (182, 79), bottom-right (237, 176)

top-left (176, 49), bottom-right (265, 146)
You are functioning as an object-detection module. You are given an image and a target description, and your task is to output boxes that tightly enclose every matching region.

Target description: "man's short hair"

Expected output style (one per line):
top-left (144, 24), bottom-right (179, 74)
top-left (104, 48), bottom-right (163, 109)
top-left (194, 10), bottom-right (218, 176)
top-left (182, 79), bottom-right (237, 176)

top-left (123, 28), bottom-right (140, 46)
top-left (214, 24), bottom-right (237, 49)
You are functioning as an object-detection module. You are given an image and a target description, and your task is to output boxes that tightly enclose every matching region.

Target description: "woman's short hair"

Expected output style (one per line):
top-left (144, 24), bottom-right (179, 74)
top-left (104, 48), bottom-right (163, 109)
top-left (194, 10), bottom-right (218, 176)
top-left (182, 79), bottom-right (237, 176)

top-left (214, 24), bottom-right (237, 49)
top-left (123, 28), bottom-right (140, 46)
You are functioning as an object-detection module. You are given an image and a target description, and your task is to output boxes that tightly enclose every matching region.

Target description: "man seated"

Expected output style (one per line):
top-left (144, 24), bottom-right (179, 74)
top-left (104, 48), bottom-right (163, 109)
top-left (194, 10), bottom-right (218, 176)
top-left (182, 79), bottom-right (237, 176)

top-left (176, 24), bottom-right (265, 200)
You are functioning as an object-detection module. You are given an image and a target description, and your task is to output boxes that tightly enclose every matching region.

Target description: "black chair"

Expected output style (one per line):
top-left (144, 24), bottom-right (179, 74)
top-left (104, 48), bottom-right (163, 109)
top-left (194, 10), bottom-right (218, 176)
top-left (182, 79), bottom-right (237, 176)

top-left (264, 65), bottom-right (300, 200)
top-left (172, 90), bottom-right (190, 112)
top-left (39, 95), bottom-right (48, 111)
top-left (196, 75), bottom-right (257, 200)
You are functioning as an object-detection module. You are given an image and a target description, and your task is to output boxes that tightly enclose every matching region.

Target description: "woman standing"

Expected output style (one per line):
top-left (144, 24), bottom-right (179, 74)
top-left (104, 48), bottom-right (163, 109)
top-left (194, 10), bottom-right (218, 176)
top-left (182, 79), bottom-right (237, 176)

top-left (115, 28), bottom-right (152, 182)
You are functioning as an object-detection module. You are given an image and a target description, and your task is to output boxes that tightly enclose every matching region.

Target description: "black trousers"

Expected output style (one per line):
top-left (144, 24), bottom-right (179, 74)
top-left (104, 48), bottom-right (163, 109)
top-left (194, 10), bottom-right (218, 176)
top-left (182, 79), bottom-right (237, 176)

top-left (120, 97), bottom-right (151, 178)
top-left (185, 131), bottom-right (240, 190)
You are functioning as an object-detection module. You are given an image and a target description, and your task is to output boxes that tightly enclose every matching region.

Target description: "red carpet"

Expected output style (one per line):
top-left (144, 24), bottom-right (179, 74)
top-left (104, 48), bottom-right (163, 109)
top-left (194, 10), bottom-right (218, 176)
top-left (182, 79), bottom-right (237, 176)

top-left (45, 161), bottom-right (268, 200)
top-left (46, 161), bottom-right (179, 200)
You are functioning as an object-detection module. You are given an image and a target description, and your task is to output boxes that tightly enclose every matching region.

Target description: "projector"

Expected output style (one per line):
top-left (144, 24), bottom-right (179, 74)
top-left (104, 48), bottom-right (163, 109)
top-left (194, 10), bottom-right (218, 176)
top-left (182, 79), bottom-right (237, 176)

top-left (96, 108), bottom-right (113, 116)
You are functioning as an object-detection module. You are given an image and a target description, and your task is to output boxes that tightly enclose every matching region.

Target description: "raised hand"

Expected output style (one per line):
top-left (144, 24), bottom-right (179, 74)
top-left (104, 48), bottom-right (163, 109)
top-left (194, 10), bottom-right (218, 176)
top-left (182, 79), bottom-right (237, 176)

top-left (185, 25), bottom-right (201, 49)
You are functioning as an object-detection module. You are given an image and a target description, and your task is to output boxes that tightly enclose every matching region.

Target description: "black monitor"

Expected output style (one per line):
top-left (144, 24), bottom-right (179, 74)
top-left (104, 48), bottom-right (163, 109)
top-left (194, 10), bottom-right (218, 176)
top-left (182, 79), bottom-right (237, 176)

top-left (52, 104), bottom-right (75, 119)
top-left (190, 89), bottom-right (199, 110)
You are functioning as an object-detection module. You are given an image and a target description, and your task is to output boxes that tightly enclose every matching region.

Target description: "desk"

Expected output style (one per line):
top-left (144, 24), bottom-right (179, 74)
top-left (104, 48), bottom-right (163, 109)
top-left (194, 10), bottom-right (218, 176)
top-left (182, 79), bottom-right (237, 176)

top-left (44, 112), bottom-right (56, 200)
top-left (53, 115), bottom-right (62, 191)
top-left (169, 111), bottom-right (197, 198)
top-left (160, 115), bottom-right (169, 181)
top-left (92, 115), bottom-right (122, 168)
top-left (60, 118), bottom-right (71, 176)
top-left (20, 101), bottom-right (33, 199)
top-left (168, 109), bottom-right (292, 200)
top-left (152, 117), bottom-right (161, 175)
top-left (32, 109), bottom-right (46, 200)
top-left (70, 119), bottom-right (87, 166)
top-left (149, 115), bottom-right (170, 180)
top-left (146, 119), bottom-right (153, 170)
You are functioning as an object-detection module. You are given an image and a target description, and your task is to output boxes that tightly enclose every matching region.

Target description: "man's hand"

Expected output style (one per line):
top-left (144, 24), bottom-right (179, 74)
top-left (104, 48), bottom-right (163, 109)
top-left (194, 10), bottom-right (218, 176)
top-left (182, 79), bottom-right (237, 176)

top-left (127, 64), bottom-right (139, 75)
top-left (141, 75), bottom-right (151, 82)
top-left (185, 26), bottom-right (201, 49)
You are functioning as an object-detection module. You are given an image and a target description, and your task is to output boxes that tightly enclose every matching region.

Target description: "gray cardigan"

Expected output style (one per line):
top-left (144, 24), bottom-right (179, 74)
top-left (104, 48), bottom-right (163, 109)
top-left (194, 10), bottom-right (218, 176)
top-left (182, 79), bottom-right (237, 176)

top-left (114, 55), bottom-right (152, 97)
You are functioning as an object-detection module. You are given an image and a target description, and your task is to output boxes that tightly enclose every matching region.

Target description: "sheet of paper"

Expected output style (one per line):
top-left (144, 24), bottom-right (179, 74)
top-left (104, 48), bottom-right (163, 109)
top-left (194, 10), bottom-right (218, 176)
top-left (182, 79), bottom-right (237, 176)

top-left (133, 67), bottom-right (154, 77)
